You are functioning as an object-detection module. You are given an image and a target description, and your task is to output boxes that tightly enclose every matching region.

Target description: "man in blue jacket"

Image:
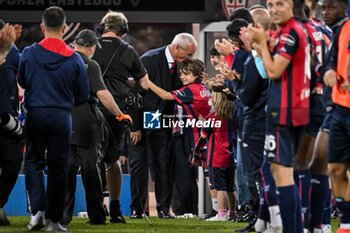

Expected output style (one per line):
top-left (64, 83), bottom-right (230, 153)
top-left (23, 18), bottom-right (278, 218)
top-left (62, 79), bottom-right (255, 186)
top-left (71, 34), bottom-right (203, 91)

top-left (18, 6), bottom-right (89, 232)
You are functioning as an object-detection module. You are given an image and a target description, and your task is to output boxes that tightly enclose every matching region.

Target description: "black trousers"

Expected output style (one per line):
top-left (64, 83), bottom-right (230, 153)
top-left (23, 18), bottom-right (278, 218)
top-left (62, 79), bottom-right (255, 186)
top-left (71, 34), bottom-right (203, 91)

top-left (129, 129), bottom-right (173, 213)
top-left (62, 145), bottom-right (105, 225)
top-left (0, 139), bottom-right (22, 208)
top-left (241, 135), bottom-right (264, 212)
top-left (170, 135), bottom-right (198, 215)
top-left (128, 135), bottom-right (148, 214)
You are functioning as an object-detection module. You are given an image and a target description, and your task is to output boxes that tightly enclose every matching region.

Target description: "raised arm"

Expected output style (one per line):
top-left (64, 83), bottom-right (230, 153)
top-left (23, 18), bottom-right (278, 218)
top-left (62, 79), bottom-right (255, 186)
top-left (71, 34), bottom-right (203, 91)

top-left (148, 79), bottom-right (174, 100)
top-left (248, 24), bottom-right (291, 80)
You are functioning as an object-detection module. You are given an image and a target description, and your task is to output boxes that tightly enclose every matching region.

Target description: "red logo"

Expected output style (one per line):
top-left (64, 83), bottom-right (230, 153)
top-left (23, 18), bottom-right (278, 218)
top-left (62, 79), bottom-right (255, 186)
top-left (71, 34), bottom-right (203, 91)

top-left (221, 0), bottom-right (248, 20)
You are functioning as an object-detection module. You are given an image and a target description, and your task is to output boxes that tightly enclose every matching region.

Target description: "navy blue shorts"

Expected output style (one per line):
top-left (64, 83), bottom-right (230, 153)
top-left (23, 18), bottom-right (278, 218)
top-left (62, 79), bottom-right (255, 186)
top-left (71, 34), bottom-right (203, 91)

top-left (305, 115), bottom-right (324, 137)
top-left (264, 123), bottom-right (305, 167)
top-left (320, 109), bottom-right (333, 132)
top-left (208, 165), bottom-right (235, 192)
top-left (329, 105), bottom-right (350, 163)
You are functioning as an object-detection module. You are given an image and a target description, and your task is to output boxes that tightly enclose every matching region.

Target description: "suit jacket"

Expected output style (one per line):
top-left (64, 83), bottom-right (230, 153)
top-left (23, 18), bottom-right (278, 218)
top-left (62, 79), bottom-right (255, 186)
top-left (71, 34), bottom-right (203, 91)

top-left (141, 46), bottom-right (182, 115)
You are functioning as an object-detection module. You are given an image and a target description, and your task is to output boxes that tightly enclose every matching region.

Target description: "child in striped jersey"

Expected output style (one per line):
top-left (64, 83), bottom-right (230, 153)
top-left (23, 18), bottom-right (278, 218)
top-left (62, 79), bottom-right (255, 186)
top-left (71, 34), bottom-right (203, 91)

top-left (147, 58), bottom-right (211, 158)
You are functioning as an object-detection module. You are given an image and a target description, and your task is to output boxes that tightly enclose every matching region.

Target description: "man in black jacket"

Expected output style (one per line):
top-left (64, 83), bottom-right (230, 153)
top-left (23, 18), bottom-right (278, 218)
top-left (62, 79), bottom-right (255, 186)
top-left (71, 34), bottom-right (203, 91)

top-left (62, 29), bottom-right (132, 226)
top-left (128, 33), bottom-right (197, 219)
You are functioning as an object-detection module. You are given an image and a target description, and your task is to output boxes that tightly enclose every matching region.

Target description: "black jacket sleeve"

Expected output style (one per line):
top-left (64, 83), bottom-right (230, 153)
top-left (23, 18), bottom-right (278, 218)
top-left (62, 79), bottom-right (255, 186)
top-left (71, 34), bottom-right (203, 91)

top-left (239, 55), bottom-right (263, 107)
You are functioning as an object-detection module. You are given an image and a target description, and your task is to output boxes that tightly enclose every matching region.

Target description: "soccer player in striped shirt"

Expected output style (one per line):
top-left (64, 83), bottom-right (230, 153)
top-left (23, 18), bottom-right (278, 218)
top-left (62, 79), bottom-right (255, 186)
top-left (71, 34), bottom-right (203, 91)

top-left (248, 0), bottom-right (309, 232)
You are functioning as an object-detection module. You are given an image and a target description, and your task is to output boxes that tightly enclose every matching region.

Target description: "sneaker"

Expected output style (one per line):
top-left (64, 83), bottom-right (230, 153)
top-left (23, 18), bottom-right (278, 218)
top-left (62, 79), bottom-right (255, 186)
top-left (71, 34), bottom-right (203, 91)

top-left (254, 218), bottom-right (268, 232)
top-left (227, 213), bottom-right (237, 221)
top-left (0, 208), bottom-right (10, 226)
top-left (241, 210), bottom-right (256, 223)
top-left (44, 219), bottom-right (68, 232)
top-left (235, 219), bottom-right (256, 232)
top-left (236, 207), bottom-right (254, 222)
top-left (263, 226), bottom-right (283, 233)
top-left (205, 214), bottom-right (227, 221)
top-left (322, 224), bottom-right (332, 233)
top-left (130, 210), bottom-right (143, 219)
top-left (109, 202), bottom-right (126, 223)
top-left (157, 209), bottom-right (175, 219)
top-left (27, 211), bottom-right (44, 230)
top-left (203, 210), bottom-right (218, 220)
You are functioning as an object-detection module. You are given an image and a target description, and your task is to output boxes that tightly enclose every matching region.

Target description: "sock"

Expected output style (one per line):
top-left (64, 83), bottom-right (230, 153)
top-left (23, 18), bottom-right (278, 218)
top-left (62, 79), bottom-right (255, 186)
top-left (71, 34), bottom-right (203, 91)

top-left (258, 178), bottom-right (270, 222)
top-left (258, 182), bottom-right (270, 222)
top-left (109, 200), bottom-right (121, 216)
top-left (261, 161), bottom-right (278, 206)
top-left (322, 188), bottom-right (332, 225)
top-left (212, 198), bottom-right (218, 212)
top-left (218, 209), bottom-right (227, 217)
top-left (294, 171), bottom-right (300, 188)
top-left (269, 205), bottom-right (282, 227)
top-left (295, 185), bottom-right (304, 233)
top-left (309, 175), bottom-right (329, 229)
top-left (298, 170), bottom-right (311, 229)
top-left (277, 185), bottom-right (303, 233)
top-left (336, 198), bottom-right (350, 227)
top-left (110, 200), bottom-right (120, 207)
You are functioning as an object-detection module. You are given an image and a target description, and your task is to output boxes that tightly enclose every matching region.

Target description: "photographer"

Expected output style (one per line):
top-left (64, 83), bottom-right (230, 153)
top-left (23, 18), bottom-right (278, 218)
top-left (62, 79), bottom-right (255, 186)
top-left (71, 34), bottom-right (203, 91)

top-left (0, 19), bottom-right (22, 225)
top-left (62, 29), bottom-right (132, 226)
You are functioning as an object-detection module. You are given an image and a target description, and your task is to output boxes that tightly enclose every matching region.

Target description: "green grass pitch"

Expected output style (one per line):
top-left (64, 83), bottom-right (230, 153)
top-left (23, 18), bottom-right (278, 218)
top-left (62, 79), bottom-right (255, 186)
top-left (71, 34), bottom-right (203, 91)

top-left (0, 217), bottom-right (340, 233)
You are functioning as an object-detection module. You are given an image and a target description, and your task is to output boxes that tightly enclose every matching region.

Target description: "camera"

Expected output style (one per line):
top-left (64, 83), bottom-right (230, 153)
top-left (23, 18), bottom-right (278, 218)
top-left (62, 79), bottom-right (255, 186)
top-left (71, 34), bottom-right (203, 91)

top-left (125, 89), bottom-right (143, 110)
top-left (0, 113), bottom-right (23, 137)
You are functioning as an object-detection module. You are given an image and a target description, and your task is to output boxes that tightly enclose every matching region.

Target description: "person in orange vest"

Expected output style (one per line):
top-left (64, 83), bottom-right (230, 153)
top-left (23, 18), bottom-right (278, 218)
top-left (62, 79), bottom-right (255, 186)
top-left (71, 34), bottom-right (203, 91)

top-left (324, 17), bottom-right (350, 233)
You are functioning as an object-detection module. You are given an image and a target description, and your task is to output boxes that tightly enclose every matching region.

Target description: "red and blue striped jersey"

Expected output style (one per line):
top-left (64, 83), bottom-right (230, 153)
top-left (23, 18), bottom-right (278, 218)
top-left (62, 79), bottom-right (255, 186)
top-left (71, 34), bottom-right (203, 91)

top-left (202, 112), bottom-right (234, 168)
top-left (302, 21), bottom-right (328, 116)
top-left (171, 80), bottom-right (211, 147)
top-left (268, 18), bottom-right (310, 126)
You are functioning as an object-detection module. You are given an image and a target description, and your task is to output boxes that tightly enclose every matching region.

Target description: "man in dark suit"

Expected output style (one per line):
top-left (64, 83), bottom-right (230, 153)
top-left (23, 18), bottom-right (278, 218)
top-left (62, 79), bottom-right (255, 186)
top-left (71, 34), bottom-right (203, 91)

top-left (128, 33), bottom-right (197, 219)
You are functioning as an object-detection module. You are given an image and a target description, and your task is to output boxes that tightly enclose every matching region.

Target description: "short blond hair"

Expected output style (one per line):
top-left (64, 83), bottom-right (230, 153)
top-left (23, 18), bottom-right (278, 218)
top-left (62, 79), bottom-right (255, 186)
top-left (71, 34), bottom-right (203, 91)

top-left (101, 11), bottom-right (128, 35)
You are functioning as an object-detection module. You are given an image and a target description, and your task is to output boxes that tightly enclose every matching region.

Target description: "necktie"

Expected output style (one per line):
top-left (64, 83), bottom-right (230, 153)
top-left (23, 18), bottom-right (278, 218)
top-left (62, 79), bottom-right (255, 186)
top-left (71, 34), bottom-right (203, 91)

top-left (170, 62), bottom-right (176, 75)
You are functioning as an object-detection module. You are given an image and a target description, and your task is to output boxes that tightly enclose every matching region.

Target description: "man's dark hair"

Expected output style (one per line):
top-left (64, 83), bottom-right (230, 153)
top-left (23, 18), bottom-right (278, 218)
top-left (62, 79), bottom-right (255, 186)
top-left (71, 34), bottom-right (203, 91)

top-left (226, 18), bottom-right (249, 41)
top-left (229, 7), bottom-right (254, 24)
top-left (42, 6), bottom-right (66, 31)
top-left (294, 0), bottom-right (305, 4)
top-left (336, 0), bottom-right (348, 5)
top-left (293, 0), bottom-right (309, 22)
top-left (209, 45), bottom-right (221, 56)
